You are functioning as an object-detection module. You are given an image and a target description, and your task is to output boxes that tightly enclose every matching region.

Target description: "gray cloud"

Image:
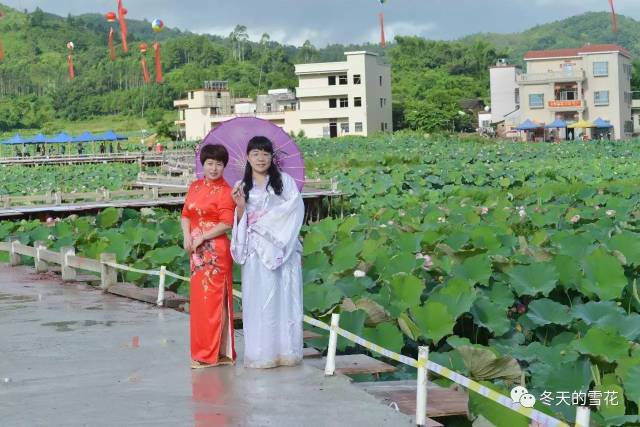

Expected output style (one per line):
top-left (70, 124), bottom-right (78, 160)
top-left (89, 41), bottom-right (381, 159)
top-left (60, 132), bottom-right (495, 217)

top-left (3, 0), bottom-right (639, 46)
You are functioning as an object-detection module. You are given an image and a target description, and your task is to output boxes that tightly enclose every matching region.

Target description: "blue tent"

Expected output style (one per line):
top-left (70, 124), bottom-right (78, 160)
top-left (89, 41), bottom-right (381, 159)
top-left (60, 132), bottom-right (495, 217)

top-left (73, 131), bottom-right (97, 142)
top-left (593, 118), bottom-right (613, 128)
top-left (28, 133), bottom-right (48, 144)
top-left (516, 119), bottom-right (542, 130)
top-left (48, 132), bottom-right (73, 143)
top-left (544, 118), bottom-right (567, 129)
top-left (2, 133), bottom-right (27, 145)
top-left (98, 130), bottom-right (128, 141)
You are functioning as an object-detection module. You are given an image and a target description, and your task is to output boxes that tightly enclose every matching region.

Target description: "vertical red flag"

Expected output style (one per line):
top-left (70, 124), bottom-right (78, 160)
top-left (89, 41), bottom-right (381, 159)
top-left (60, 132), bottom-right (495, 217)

top-left (108, 27), bottom-right (116, 60)
top-left (609, 0), bottom-right (618, 32)
top-left (139, 43), bottom-right (150, 83)
top-left (67, 55), bottom-right (75, 80)
top-left (153, 42), bottom-right (163, 83)
top-left (0, 39), bottom-right (4, 61)
top-left (117, 0), bottom-right (129, 53)
top-left (379, 13), bottom-right (386, 48)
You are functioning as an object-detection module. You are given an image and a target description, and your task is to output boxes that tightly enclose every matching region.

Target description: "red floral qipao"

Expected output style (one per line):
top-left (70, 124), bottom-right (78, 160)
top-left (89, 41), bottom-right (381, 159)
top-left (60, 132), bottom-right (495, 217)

top-left (181, 177), bottom-right (236, 364)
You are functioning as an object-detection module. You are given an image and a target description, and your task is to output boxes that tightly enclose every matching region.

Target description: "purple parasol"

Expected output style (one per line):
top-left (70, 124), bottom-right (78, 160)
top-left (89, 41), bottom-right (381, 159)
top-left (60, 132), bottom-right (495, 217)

top-left (195, 117), bottom-right (305, 191)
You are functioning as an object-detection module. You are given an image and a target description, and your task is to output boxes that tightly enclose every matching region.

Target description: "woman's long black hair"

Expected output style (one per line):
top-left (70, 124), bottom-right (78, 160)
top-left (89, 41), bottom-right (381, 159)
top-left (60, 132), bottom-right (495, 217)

top-left (242, 136), bottom-right (283, 201)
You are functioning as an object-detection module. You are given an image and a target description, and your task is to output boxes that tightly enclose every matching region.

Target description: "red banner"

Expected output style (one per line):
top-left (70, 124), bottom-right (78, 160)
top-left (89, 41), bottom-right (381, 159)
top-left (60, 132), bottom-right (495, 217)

top-left (549, 100), bottom-right (581, 108)
top-left (153, 42), bottom-right (163, 83)
top-left (140, 57), bottom-right (150, 83)
top-left (108, 27), bottom-right (116, 60)
top-left (117, 0), bottom-right (128, 53)
top-left (379, 13), bottom-right (386, 48)
top-left (67, 55), bottom-right (75, 80)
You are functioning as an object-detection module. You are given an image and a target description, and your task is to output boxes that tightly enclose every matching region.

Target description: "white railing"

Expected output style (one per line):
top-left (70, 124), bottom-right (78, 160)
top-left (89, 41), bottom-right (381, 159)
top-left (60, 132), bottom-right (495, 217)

top-left (0, 240), bottom-right (580, 427)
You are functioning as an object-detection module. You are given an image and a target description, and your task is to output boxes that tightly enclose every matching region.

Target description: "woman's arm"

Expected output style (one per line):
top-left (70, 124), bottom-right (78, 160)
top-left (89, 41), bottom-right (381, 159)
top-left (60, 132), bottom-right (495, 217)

top-left (181, 217), bottom-right (192, 252)
top-left (192, 223), bottom-right (231, 249)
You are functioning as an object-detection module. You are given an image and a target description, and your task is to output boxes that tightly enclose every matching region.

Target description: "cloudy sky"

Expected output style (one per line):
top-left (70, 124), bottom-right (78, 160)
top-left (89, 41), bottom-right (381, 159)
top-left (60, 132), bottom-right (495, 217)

top-left (3, 0), bottom-right (640, 46)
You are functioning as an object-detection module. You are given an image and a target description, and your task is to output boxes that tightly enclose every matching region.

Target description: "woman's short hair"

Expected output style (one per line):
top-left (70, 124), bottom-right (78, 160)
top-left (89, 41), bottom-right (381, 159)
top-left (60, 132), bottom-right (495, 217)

top-left (200, 144), bottom-right (229, 166)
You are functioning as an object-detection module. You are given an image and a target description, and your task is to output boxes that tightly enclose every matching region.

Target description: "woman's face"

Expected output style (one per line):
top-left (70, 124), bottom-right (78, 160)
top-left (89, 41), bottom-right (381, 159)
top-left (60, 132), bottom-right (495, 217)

top-left (203, 158), bottom-right (225, 180)
top-left (247, 149), bottom-right (272, 174)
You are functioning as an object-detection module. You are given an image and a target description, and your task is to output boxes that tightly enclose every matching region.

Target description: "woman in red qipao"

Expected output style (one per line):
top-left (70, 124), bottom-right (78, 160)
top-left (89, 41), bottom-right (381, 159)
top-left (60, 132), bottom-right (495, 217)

top-left (181, 144), bottom-right (236, 369)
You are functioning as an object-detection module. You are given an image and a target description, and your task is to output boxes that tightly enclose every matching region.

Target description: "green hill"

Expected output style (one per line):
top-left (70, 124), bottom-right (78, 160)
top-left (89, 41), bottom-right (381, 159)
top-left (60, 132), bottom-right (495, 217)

top-left (0, 4), bottom-right (636, 134)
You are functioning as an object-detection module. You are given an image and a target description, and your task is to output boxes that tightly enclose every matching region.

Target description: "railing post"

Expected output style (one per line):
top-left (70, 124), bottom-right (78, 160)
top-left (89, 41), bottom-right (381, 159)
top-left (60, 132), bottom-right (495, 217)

top-left (34, 241), bottom-right (48, 273)
top-left (9, 239), bottom-right (20, 266)
top-left (157, 265), bottom-right (166, 307)
top-left (324, 313), bottom-right (340, 376)
top-left (416, 346), bottom-right (429, 426)
top-left (53, 192), bottom-right (62, 205)
top-left (100, 253), bottom-right (117, 291)
top-left (60, 247), bottom-right (76, 281)
top-left (575, 406), bottom-right (590, 427)
top-left (152, 187), bottom-right (159, 200)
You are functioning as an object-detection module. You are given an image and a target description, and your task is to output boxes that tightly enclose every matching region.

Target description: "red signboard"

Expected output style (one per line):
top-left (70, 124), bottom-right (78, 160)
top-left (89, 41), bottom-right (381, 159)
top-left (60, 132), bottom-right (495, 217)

top-left (549, 100), bottom-right (582, 108)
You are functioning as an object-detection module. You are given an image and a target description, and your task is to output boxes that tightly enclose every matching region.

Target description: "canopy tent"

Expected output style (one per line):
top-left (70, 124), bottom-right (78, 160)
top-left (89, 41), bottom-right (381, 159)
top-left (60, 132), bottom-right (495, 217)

top-left (1, 133), bottom-right (27, 145)
top-left (47, 132), bottom-right (74, 143)
top-left (98, 130), bottom-right (128, 141)
top-left (544, 119), bottom-right (567, 129)
top-left (568, 120), bottom-right (595, 129)
top-left (515, 119), bottom-right (542, 130)
top-left (593, 118), bottom-right (613, 129)
top-left (28, 133), bottom-right (48, 144)
top-left (72, 131), bottom-right (97, 142)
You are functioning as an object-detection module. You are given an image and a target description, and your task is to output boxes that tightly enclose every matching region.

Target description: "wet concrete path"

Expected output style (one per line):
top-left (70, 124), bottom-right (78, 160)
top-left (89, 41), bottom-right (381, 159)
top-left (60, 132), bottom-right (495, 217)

top-left (0, 264), bottom-right (412, 426)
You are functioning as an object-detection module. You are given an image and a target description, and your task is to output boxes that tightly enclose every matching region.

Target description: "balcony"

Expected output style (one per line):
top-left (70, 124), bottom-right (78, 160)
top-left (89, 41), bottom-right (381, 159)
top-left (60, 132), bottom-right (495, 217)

top-left (297, 108), bottom-right (351, 120)
top-left (517, 69), bottom-right (585, 85)
top-left (173, 99), bottom-right (189, 107)
top-left (296, 85), bottom-right (350, 98)
top-left (548, 99), bottom-right (585, 111)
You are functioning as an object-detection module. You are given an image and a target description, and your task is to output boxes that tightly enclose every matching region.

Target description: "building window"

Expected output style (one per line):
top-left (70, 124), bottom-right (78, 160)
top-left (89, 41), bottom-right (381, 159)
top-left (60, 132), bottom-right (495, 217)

top-left (379, 76), bottom-right (383, 86)
top-left (593, 61), bottom-right (609, 77)
top-left (329, 98), bottom-right (337, 108)
top-left (180, 110), bottom-right (185, 120)
top-left (529, 93), bottom-right (544, 109)
top-left (340, 97), bottom-right (349, 108)
top-left (266, 103), bottom-right (272, 112)
top-left (340, 123), bottom-right (349, 133)
top-left (339, 75), bottom-right (348, 85)
top-left (190, 91), bottom-right (194, 99)
top-left (328, 76), bottom-right (336, 86)
top-left (381, 122), bottom-right (385, 132)
top-left (625, 121), bottom-right (634, 133)
top-left (515, 88), bottom-right (520, 105)
top-left (355, 122), bottom-right (363, 132)
top-left (384, 122), bottom-right (389, 131)
top-left (353, 74), bottom-right (361, 85)
top-left (354, 97), bottom-right (362, 107)
top-left (216, 92), bottom-right (221, 99)
top-left (594, 90), bottom-right (609, 106)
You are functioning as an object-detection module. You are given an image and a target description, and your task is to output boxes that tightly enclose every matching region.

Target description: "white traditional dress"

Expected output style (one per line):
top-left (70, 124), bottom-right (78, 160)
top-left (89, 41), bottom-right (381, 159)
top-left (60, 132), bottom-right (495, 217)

top-left (231, 172), bottom-right (305, 368)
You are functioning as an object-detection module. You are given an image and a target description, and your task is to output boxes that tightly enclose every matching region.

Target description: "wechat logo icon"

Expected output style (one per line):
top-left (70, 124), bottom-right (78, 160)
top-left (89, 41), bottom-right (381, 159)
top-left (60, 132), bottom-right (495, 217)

top-left (510, 386), bottom-right (536, 408)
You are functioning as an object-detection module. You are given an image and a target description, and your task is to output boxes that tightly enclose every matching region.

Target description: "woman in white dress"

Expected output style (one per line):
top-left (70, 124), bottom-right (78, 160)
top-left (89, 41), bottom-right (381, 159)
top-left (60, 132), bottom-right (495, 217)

top-left (230, 136), bottom-right (305, 368)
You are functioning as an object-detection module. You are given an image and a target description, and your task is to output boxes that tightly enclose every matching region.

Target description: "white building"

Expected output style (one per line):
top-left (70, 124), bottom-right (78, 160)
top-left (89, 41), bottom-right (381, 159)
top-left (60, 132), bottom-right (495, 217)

top-left (174, 51), bottom-right (392, 140)
top-left (489, 61), bottom-right (521, 124)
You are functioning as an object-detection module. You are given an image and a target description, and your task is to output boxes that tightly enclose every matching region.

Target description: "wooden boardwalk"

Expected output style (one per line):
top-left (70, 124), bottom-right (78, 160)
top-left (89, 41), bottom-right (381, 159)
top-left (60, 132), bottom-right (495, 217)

top-left (0, 151), bottom-right (193, 166)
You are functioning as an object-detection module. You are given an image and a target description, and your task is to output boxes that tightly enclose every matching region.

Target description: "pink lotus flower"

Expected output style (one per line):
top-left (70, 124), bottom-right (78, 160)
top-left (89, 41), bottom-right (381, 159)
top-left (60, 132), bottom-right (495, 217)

top-left (416, 253), bottom-right (433, 271)
top-left (570, 215), bottom-right (580, 224)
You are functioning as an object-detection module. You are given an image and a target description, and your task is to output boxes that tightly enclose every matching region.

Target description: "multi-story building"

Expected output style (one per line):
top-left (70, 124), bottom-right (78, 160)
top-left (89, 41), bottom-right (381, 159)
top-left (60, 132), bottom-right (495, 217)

top-left (491, 44), bottom-right (633, 140)
top-left (174, 51), bottom-right (392, 140)
top-left (294, 51), bottom-right (392, 137)
top-left (489, 61), bottom-right (521, 124)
